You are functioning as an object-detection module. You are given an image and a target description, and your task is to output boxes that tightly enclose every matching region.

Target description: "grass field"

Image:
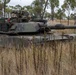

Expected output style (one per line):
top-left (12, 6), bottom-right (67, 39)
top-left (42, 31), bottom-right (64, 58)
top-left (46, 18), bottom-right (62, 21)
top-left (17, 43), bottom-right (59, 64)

top-left (0, 20), bottom-right (76, 75)
top-left (49, 20), bottom-right (75, 25)
top-left (0, 40), bottom-right (76, 75)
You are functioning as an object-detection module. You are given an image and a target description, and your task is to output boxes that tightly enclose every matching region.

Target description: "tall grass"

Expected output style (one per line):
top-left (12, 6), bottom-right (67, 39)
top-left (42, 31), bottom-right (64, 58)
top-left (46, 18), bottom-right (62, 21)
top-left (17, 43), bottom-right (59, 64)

top-left (0, 40), bottom-right (76, 75)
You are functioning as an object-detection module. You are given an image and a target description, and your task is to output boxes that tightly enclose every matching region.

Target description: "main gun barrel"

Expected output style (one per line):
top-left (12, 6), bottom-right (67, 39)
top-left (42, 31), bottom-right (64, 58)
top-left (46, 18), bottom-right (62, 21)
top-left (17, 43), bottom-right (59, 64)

top-left (48, 24), bottom-right (76, 29)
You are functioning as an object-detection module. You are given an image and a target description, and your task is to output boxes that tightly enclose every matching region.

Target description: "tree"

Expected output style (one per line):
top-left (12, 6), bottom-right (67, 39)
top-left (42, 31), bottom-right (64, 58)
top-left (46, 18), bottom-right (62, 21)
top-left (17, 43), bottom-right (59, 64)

top-left (0, 1), bottom-right (3, 16)
top-left (48, 0), bottom-right (59, 20)
top-left (69, 13), bottom-right (74, 20)
top-left (25, 5), bottom-right (33, 15)
top-left (9, 5), bottom-right (17, 10)
top-left (55, 8), bottom-right (66, 23)
top-left (44, 12), bottom-right (51, 18)
top-left (0, 0), bottom-right (11, 17)
top-left (62, 0), bottom-right (76, 25)
top-left (42, 0), bottom-right (49, 19)
top-left (31, 0), bottom-right (49, 19)
top-left (5, 6), bottom-right (12, 17)
top-left (0, 0), bottom-right (3, 10)
top-left (31, 0), bottom-right (43, 18)
top-left (15, 4), bottom-right (22, 10)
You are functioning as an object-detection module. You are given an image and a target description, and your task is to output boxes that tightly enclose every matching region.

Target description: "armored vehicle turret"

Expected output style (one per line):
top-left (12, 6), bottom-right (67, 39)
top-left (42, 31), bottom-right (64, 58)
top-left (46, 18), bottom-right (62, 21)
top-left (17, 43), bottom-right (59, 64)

top-left (0, 21), bottom-right (76, 35)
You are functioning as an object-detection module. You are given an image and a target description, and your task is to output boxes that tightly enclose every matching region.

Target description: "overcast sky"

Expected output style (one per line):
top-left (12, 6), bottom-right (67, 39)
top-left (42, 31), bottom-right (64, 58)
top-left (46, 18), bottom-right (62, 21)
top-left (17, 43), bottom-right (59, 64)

top-left (7, 0), bottom-right (64, 13)
top-left (8, 0), bottom-right (35, 6)
top-left (8, 0), bottom-right (64, 6)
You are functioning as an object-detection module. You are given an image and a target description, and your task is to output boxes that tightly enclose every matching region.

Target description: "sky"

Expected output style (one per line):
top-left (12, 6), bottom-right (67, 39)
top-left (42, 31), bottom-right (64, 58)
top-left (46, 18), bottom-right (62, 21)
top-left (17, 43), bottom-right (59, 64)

top-left (8, 0), bottom-right (35, 6)
top-left (8, 0), bottom-right (64, 6)
top-left (7, 0), bottom-right (64, 13)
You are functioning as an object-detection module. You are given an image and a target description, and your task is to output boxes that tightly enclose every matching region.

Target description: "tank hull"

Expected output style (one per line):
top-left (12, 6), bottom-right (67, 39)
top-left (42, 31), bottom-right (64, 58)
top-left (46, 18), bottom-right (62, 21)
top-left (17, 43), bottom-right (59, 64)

top-left (0, 34), bottom-right (76, 47)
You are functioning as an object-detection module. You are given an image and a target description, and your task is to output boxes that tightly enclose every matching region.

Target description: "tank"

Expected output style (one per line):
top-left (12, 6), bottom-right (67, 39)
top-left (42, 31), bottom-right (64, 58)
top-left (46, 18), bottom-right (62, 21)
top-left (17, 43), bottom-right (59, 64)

top-left (0, 21), bottom-right (76, 47)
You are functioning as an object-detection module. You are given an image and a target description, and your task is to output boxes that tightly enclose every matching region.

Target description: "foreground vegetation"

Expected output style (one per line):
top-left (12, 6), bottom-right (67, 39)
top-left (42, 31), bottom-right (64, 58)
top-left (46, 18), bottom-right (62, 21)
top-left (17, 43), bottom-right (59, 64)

top-left (0, 40), bottom-right (76, 75)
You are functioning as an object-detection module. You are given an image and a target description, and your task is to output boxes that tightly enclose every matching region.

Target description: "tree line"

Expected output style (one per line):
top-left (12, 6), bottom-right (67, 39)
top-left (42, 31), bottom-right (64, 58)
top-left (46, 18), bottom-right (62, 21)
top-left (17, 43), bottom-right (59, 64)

top-left (0, 0), bottom-right (76, 21)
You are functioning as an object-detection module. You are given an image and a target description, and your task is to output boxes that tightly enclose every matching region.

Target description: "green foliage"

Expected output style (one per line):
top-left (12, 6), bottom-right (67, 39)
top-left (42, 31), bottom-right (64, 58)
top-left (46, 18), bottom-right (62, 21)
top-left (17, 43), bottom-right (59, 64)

top-left (64, 0), bottom-right (76, 10)
top-left (55, 8), bottom-right (66, 19)
top-left (0, 0), bottom-right (10, 4)
top-left (48, 0), bottom-right (59, 20)
top-left (15, 4), bottom-right (22, 10)
top-left (31, 0), bottom-right (49, 19)
top-left (6, 0), bottom-right (10, 4)
top-left (5, 6), bottom-right (12, 13)
top-left (33, 6), bottom-right (42, 14)
top-left (31, 0), bottom-right (43, 18)
top-left (0, 3), bottom-right (3, 10)
top-left (49, 0), bottom-right (59, 8)
top-left (62, 0), bottom-right (76, 15)
top-left (68, 13), bottom-right (75, 20)
top-left (61, 0), bottom-right (76, 24)
top-left (25, 6), bottom-right (33, 16)
top-left (44, 12), bottom-right (51, 18)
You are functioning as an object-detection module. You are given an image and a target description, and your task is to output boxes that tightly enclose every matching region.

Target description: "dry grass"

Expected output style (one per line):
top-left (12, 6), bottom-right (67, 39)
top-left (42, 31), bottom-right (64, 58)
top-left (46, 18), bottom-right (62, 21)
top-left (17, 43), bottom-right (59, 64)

top-left (48, 20), bottom-right (75, 25)
top-left (0, 40), bottom-right (76, 75)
